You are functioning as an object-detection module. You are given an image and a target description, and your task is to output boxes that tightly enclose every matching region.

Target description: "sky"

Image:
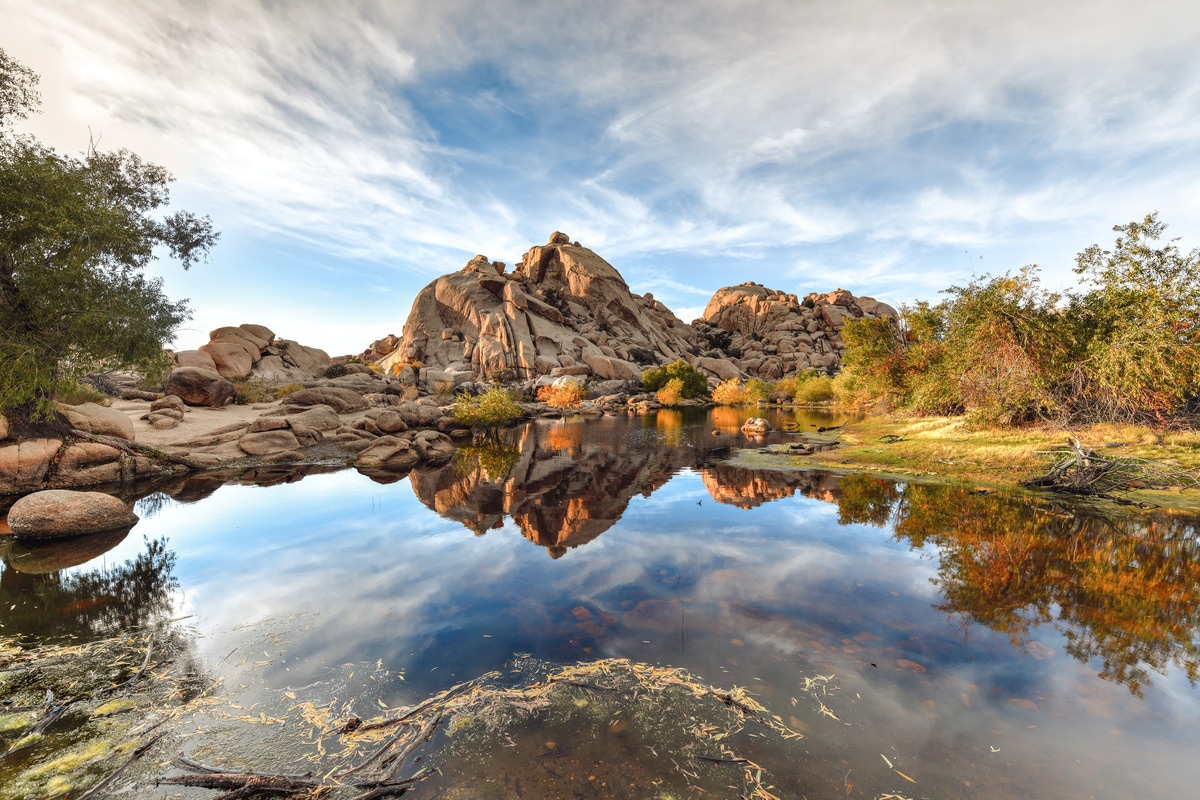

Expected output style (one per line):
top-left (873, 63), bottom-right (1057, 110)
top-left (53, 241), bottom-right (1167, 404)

top-left (3, 0), bottom-right (1200, 355)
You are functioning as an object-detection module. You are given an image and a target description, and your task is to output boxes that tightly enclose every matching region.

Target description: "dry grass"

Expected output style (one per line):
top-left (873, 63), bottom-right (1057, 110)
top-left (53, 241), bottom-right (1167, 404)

top-left (752, 415), bottom-right (1200, 503)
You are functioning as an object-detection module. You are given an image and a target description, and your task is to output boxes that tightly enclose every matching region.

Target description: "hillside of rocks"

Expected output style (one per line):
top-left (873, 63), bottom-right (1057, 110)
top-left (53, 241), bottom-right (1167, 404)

top-left (692, 283), bottom-right (898, 380)
top-left (379, 232), bottom-right (700, 385)
top-left (370, 234), bottom-right (896, 385)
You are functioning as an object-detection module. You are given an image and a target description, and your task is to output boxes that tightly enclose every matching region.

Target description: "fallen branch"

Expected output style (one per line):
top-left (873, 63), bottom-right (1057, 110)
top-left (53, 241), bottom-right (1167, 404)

top-left (1023, 436), bottom-right (1200, 498)
top-left (69, 429), bottom-right (210, 469)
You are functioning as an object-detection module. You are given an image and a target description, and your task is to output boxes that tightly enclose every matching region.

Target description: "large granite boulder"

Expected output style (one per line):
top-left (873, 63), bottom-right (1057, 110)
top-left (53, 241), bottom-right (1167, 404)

top-left (165, 367), bottom-right (236, 407)
top-left (199, 325), bottom-right (273, 379)
top-left (253, 339), bottom-right (332, 382)
top-left (57, 402), bottom-right (136, 440)
top-left (7, 489), bottom-right (138, 540)
top-left (379, 234), bottom-right (700, 381)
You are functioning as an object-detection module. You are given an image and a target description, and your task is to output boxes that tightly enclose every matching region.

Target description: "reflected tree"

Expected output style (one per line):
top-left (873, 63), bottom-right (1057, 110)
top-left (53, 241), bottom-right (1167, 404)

top-left (835, 473), bottom-right (900, 527)
top-left (0, 536), bottom-right (178, 641)
top-left (879, 484), bottom-right (1200, 695)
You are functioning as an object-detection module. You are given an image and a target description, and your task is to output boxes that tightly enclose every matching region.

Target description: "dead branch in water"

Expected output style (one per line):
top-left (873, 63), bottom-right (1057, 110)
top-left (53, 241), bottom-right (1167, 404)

top-left (1023, 436), bottom-right (1200, 502)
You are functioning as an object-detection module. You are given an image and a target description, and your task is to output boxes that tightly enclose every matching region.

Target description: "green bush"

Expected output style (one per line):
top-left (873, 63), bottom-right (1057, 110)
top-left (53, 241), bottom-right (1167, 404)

top-left (794, 376), bottom-right (835, 404)
top-left (642, 360), bottom-right (709, 399)
top-left (453, 386), bottom-right (524, 429)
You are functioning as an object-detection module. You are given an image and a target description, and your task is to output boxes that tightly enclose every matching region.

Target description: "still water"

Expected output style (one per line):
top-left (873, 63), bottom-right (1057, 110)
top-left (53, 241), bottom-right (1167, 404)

top-left (3, 407), bottom-right (1200, 798)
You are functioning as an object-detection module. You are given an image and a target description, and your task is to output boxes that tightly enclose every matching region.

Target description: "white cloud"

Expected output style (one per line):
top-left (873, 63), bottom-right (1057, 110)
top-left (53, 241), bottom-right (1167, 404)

top-left (4, 0), bottom-right (1200, 348)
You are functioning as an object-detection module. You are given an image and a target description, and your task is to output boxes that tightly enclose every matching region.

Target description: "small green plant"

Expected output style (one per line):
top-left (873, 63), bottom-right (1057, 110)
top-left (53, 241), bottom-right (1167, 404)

top-left (323, 364), bottom-right (349, 379)
top-left (53, 382), bottom-right (111, 407)
top-left (453, 386), bottom-right (524, 430)
top-left (642, 360), bottom-right (709, 399)
top-left (745, 377), bottom-right (768, 403)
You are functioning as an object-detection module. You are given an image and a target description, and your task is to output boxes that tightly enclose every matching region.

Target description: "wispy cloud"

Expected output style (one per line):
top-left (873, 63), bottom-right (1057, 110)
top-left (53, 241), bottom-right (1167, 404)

top-left (4, 0), bottom-right (1200, 352)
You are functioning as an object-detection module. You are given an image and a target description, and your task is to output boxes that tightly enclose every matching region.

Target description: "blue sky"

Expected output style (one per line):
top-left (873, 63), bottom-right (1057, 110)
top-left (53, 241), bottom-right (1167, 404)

top-left (4, 0), bottom-right (1199, 355)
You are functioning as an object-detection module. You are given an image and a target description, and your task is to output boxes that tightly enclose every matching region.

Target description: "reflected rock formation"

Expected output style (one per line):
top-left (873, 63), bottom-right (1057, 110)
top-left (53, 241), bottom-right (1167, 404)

top-left (411, 418), bottom-right (851, 554)
top-left (700, 463), bottom-right (842, 509)
top-left (412, 420), bottom-right (703, 557)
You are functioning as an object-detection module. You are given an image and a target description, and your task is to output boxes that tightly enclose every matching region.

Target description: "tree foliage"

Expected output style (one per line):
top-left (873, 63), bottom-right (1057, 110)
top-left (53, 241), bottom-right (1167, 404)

top-left (0, 50), bottom-right (217, 418)
top-left (642, 360), bottom-right (709, 399)
top-left (837, 214), bottom-right (1200, 425)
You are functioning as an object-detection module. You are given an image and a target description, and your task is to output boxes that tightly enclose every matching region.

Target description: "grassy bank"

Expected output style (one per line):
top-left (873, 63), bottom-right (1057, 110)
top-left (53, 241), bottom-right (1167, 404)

top-left (736, 413), bottom-right (1200, 510)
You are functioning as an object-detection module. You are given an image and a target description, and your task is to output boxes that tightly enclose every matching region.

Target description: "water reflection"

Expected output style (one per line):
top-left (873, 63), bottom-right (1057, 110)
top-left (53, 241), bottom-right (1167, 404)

top-left (0, 536), bottom-right (178, 641)
top-left (877, 481), bottom-right (1200, 696)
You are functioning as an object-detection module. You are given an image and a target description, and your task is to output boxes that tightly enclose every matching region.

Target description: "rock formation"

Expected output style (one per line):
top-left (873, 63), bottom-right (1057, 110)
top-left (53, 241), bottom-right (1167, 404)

top-left (175, 323), bottom-right (332, 384)
top-left (380, 233), bottom-right (700, 384)
top-left (692, 284), bottom-right (898, 380)
top-left (370, 235), bottom-right (896, 385)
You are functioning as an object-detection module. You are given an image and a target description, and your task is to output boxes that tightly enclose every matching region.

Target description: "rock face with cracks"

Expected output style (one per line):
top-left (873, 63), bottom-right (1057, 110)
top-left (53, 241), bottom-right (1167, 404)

top-left (380, 232), bottom-right (700, 382)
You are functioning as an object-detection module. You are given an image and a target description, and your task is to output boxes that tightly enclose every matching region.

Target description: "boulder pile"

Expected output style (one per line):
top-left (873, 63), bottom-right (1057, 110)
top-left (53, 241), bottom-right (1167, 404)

top-left (692, 284), bottom-right (898, 380)
top-left (370, 235), bottom-right (896, 386)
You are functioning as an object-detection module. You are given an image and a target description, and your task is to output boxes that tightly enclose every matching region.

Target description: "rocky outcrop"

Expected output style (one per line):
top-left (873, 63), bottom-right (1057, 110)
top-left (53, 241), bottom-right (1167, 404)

top-left (380, 233), bottom-right (700, 383)
top-left (368, 236), bottom-right (897, 386)
top-left (7, 489), bottom-right (138, 539)
top-left (181, 324), bottom-right (332, 383)
top-left (693, 284), bottom-right (897, 379)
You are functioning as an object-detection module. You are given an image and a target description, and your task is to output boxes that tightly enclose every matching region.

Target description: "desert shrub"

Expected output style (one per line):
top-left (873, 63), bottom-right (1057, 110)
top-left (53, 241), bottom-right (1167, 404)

top-left (537, 380), bottom-right (587, 409)
top-left (745, 377), bottom-right (768, 403)
top-left (399, 384), bottom-right (420, 402)
top-left (275, 383), bottom-right (305, 400)
top-left (453, 386), bottom-right (523, 429)
top-left (642, 360), bottom-right (709, 399)
top-left (627, 346), bottom-right (657, 365)
top-left (232, 378), bottom-right (277, 404)
top-left (711, 378), bottom-right (747, 405)
top-left (54, 381), bottom-right (110, 407)
top-left (323, 364), bottom-right (349, 379)
top-left (433, 380), bottom-right (455, 399)
top-left (795, 376), bottom-right (835, 404)
top-left (656, 377), bottom-right (685, 406)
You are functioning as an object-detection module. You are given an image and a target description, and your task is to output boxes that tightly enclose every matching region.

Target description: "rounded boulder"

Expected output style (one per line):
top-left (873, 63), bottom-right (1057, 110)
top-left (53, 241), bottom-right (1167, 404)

top-left (7, 490), bottom-right (138, 540)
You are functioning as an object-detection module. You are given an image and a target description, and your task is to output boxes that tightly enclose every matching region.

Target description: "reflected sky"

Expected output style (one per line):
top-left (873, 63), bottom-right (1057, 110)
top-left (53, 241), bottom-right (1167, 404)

top-left (3, 410), bottom-right (1200, 797)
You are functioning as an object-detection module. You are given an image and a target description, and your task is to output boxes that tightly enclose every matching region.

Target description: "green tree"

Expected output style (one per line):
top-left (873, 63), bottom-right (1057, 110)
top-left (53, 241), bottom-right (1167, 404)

top-left (0, 50), bottom-right (217, 419)
top-left (1067, 213), bottom-right (1200, 421)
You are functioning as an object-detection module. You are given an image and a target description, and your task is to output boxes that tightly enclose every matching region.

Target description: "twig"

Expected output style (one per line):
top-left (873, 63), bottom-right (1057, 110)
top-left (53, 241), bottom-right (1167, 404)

top-left (76, 731), bottom-right (168, 800)
top-left (100, 637), bottom-right (154, 695)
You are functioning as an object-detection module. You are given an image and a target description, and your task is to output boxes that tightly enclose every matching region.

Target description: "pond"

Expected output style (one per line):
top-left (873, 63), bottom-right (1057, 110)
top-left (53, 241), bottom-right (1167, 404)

top-left (3, 407), bottom-right (1200, 799)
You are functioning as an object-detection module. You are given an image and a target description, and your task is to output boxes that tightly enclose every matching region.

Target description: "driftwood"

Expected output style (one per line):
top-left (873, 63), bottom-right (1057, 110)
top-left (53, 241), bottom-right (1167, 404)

top-left (69, 429), bottom-right (211, 470)
top-left (159, 717), bottom-right (439, 800)
top-left (1023, 436), bottom-right (1200, 502)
